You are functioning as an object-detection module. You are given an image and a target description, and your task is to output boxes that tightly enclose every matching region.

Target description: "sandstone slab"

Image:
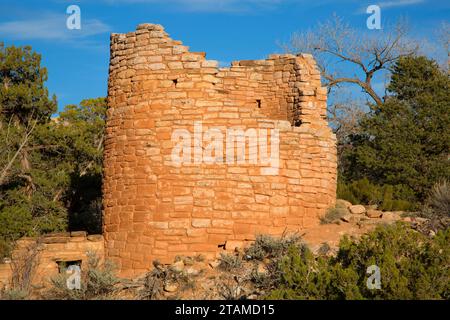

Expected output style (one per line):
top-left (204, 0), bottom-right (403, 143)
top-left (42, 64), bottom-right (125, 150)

top-left (349, 205), bottom-right (366, 215)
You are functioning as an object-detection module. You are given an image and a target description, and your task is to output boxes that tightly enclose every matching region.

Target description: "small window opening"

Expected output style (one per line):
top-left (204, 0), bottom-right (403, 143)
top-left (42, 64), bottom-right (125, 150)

top-left (294, 119), bottom-right (302, 127)
top-left (256, 99), bottom-right (262, 108)
top-left (172, 79), bottom-right (178, 86)
top-left (57, 260), bottom-right (82, 273)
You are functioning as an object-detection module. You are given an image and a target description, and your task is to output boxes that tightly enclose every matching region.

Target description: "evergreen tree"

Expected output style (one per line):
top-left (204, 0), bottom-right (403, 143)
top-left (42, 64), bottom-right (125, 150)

top-left (344, 56), bottom-right (450, 202)
top-left (0, 43), bottom-right (106, 257)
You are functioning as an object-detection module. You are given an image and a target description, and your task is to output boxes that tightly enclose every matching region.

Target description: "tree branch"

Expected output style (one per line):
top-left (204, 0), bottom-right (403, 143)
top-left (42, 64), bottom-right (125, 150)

top-left (0, 118), bottom-right (37, 185)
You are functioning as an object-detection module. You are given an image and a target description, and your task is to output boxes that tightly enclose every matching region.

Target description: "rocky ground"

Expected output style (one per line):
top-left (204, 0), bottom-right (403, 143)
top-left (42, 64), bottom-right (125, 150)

top-left (111, 199), bottom-right (428, 300)
top-left (303, 199), bottom-right (427, 254)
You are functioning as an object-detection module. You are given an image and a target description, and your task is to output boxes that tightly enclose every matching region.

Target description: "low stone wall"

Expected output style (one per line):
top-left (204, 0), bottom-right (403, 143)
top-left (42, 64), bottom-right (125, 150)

top-left (0, 232), bottom-right (104, 289)
top-left (0, 263), bottom-right (11, 289)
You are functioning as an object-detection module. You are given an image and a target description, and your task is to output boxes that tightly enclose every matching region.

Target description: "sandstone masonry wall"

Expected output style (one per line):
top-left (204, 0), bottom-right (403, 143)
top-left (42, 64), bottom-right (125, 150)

top-left (0, 232), bottom-right (104, 289)
top-left (104, 23), bottom-right (337, 277)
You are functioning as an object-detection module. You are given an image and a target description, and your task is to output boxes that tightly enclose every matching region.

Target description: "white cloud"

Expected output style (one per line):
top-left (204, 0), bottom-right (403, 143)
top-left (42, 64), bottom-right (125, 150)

top-left (355, 0), bottom-right (426, 14)
top-left (101, 0), bottom-right (285, 13)
top-left (377, 0), bottom-right (425, 9)
top-left (0, 12), bottom-right (110, 41)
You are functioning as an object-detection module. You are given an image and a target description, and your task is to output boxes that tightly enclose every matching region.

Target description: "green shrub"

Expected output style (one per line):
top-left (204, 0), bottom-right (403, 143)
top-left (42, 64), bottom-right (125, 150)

top-left (337, 178), bottom-right (416, 211)
top-left (263, 223), bottom-right (449, 300)
top-left (341, 57), bottom-right (450, 203)
top-left (267, 245), bottom-right (362, 300)
top-left (337, 223), bottom-right (449, 299)
top-left (0, 239), bottom-right (11, 260)
top-left (0, 205), bottom-right (34, 241)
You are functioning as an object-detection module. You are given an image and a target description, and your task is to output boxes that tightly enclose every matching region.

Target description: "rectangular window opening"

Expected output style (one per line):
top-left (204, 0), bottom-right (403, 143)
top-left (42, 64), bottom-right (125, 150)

top-left (57, 260), bottom-right (82, 273)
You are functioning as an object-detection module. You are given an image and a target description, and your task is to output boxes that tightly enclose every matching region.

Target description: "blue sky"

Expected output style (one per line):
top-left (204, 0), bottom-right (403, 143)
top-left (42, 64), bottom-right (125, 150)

top-left (0, 0), bottom-right (448, 111)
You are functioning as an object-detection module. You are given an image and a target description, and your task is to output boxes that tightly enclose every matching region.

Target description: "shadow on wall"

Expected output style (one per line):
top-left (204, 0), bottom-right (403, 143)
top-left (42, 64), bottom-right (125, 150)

top-left (68, 171), bottom-right (103, 235)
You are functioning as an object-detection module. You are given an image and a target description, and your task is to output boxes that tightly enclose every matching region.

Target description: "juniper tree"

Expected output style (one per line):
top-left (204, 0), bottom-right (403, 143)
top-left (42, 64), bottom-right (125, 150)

top-left (344, 56), bottom-right (450, 202)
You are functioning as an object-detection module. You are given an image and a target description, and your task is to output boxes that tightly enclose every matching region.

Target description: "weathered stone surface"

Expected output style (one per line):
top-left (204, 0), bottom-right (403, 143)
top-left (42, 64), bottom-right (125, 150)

top-left (349, 205), bottom-right (366, 215)
top-left (336, 199), bottom-right (352, 209)
top-left (171, 260), bottom-right (185, 272)
top-left (341, 214), bottom-right (360, 223)
top-left (256, 263), bottom-right (267, 275)
top-left (137, 23), bottom-right (164, 31)
top-left (1, 231), bottom-right (104, 289)
top-left (70, 231), bottom-right (87, 237)
top-left (224, 240), bottom-right (244, 251)
top-left (44, 232), bottom-right (70, 238)
top-left (208, 260), bottom-right (220, 269)
top-left (104, 23), bottom-right (337, 277)
top-left (366, 210), bottom-right (383, 218)
top-left (186, 267), bottom-right (200, 276)
top-left (87, 235), bottom-right (104, 242)
top-left (341, 214), bottom-right (351, 223)
top-left (41, 237), bottom-right (69, 244)
top-left (164, 282), bottom-right (178, 292)
top-left (381, 211), bottom-right (401, 221)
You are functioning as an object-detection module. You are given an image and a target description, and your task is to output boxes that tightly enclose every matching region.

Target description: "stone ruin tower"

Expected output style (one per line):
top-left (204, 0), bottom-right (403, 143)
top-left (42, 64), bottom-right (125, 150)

top-left (103, 23), bottom-right (337, 277)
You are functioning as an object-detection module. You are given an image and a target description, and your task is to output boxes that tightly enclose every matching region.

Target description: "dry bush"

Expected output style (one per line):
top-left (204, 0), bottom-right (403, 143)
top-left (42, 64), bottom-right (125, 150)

top-left (44, 251), bottom-right (118, 300)
top-left (138, 260), bottom-right (194, 300)
top-left (216, 275), bottom-right (248, 300)
top-left (3, 239), bottom-right (41, 299)
top-left (244, 234), bottom-right (301, 261)
top-left (0, 239), bottom-right (41, 300)
top-left (320, 208), bottom-right (347, 225)
top-left (218, 253), bottom-right (243, 272)
top-left (427, 180), bottom-right (450, 218)
top-left (420, 180), bottom-right (450, 233)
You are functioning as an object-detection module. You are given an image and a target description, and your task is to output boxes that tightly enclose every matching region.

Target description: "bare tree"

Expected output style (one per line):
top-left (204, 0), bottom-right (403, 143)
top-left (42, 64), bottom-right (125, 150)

top-left (329, 97), bottom-right (366, 141)
top-left (10, 238), bottom-right (40, 296)
top-left (0, 117), bottom-right (38, 186)
top-left (328, 94), bottom-right (367, 171)
top-left (436, 21), bottom-right (449, 70)
top-left (285, 15), bottom-right (418, 106)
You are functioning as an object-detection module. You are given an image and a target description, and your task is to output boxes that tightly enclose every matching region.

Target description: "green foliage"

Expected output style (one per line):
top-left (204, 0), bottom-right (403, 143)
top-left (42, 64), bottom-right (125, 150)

top-left (263, 223), bottom-right (450, 300)
top-left (267, 245), bottom-right (363, 300)
top-left (336, 223), bottom-right (450, 299)
top-left (0, 239), bottom-right (10, 260)
top-left (0, 43), bottom-right (65, 246)
top-left (0, 43), bottom-right (106, 254)
top-left (56, 98), bottom-right (106, 233)
top-left (0, 43), bottom-right (56, 126)
top-left (342, 56), bottom-right (450, 204)
top-left (0, 205), bottom-right (33, 241)
top-left (337, 178), bottom-right (416, 211)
